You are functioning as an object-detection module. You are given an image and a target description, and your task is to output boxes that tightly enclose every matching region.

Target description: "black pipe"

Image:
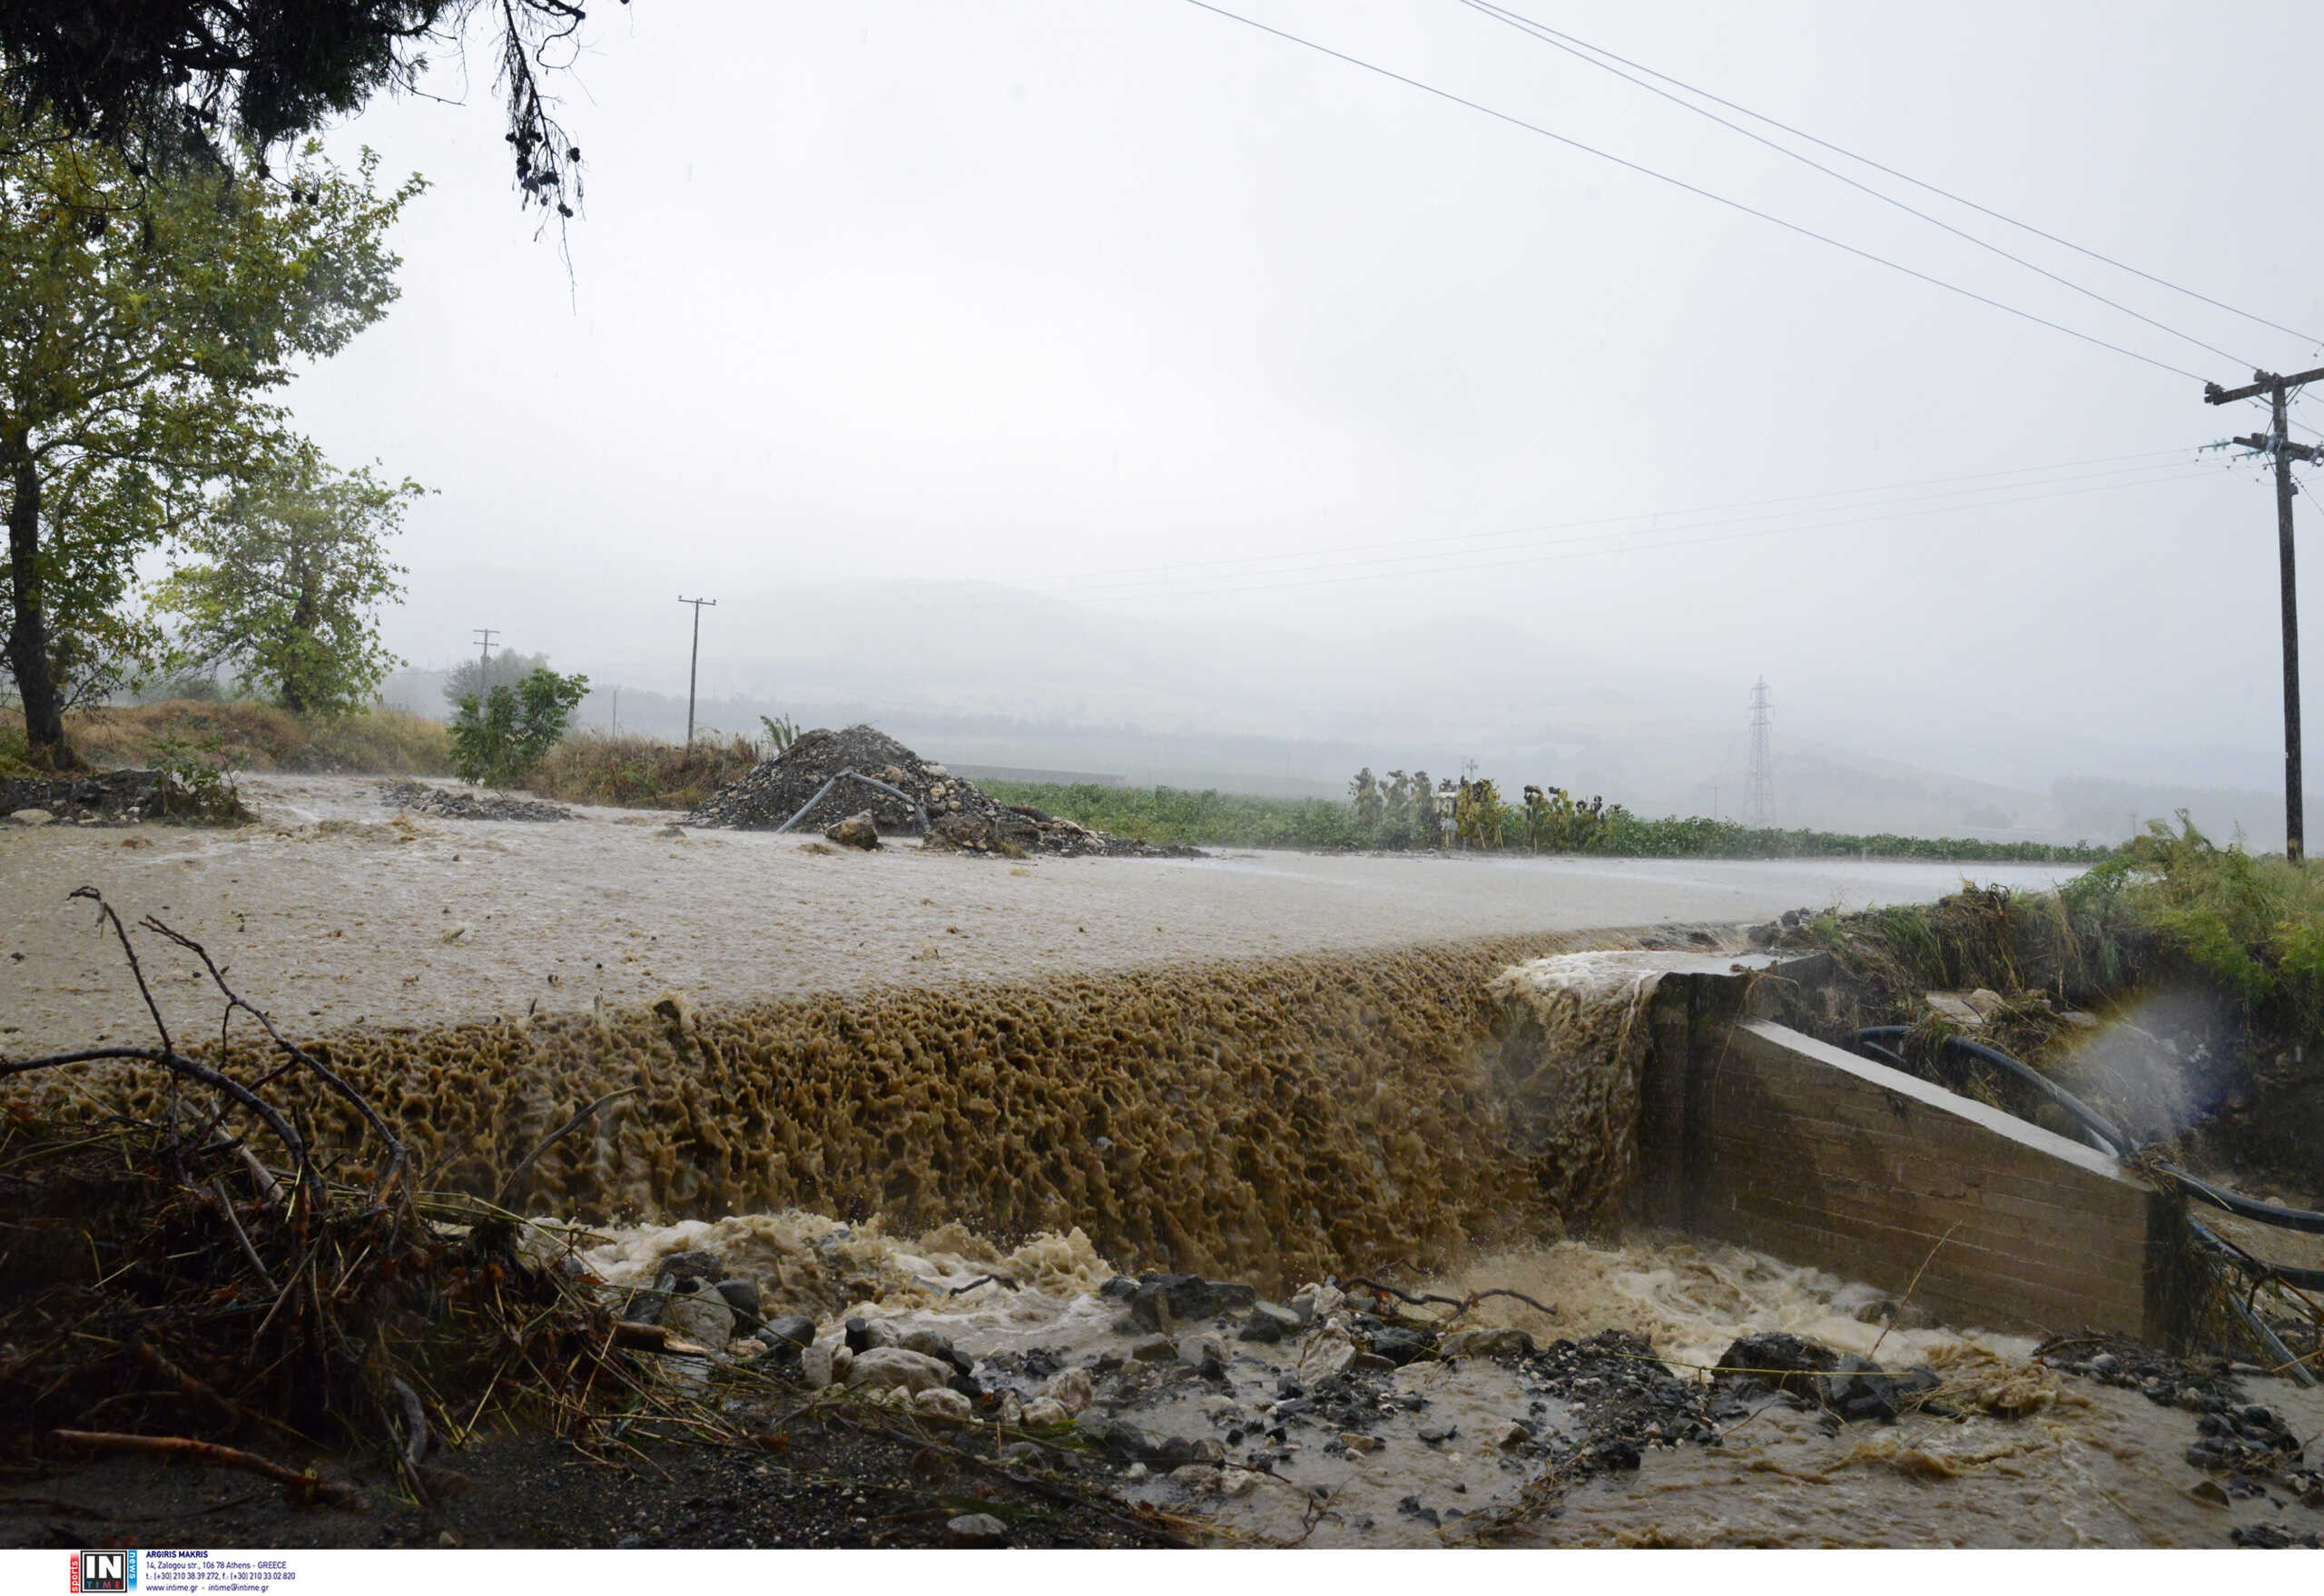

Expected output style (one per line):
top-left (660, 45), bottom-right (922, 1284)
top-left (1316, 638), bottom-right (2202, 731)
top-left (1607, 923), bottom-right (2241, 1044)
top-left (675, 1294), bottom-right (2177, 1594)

top-left (1852, 1025), bottom-right (2324, 1240)
top-left (1852, 1025), bottom-right (2128, 1155)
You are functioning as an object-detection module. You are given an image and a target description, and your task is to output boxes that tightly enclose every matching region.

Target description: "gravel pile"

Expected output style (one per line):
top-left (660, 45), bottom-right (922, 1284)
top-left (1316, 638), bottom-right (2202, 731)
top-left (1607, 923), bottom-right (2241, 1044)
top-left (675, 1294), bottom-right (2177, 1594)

top-left (687, 724), bottom-right (1197, 859)
top-left (1, 770), bottom-right (167, 824)
top-left (379, 780), bottom-right (574, 823)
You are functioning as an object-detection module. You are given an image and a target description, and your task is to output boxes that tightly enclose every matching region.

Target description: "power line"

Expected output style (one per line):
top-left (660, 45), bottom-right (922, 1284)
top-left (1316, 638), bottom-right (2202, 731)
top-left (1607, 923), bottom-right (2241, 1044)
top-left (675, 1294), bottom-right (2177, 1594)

top-left (1456, 0), bottom-right (2260, 371)
top-left (1061, 463), bottom-right (2221, 604)
top-left (1035, 447), bottom-right (2195, 593)
top-left (1050, 460), bottom-right (2210, 603)
top-left (1177, 0), bottom-right (2212, 382)
top-left (1452, 1), bottom-right (2321, 350)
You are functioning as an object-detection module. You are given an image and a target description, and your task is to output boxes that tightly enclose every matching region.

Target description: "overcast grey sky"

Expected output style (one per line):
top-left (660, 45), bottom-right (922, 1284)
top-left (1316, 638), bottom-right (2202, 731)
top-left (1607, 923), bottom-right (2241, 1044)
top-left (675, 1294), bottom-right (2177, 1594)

top-left (283, 0), bottom-right (2324, 793)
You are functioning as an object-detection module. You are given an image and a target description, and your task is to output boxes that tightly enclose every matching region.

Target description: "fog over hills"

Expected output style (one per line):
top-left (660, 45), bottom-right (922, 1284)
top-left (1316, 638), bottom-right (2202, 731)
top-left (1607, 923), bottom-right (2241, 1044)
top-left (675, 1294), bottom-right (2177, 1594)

top-left (384, 578), bottom-right (2299, 847)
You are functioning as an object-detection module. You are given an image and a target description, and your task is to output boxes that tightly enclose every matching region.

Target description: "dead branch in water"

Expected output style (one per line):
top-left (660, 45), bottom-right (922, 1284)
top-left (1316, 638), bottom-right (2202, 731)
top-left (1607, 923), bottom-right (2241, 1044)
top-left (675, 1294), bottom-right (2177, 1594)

top-left (1349, 1277), bottom-right (1559, 1324)
top-left (493, 1088), bottom-right (637, 1210)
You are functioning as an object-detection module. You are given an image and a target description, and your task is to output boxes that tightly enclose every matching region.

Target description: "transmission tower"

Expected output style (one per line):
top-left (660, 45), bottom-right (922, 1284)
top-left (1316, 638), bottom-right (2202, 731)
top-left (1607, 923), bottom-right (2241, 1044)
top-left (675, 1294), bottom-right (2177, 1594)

top-left (1743, 676), bottom-right (1777, 828)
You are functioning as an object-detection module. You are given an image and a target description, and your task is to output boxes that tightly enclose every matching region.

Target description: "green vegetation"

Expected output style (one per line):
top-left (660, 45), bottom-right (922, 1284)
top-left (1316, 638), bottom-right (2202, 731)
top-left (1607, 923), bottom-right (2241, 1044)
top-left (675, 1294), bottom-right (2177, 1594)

top-left (980, 782), bottom-right (1372, 851)
top-left (2088, 817), bottom-right (2324, 1036)
top-left (154, 440), bottom-right (424, 714)
top-left (982, 774), bottom-right (2115, 862)
top-left (527, 731), bottom-right (761, 812)
top-left (144, 732), bottom-right (252, 823)
top-left (0, 113), bottom-right (419, 766)
top-left (450, 667), bottom-right (588, 788)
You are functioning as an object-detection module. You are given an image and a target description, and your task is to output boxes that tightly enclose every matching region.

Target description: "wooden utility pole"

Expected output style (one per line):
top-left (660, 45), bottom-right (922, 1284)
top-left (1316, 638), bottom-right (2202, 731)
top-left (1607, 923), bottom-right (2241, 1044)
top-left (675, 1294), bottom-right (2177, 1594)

top-left (677, 596), bottom-right (716, 744)
top-left (471, 627), bottom-right (498, 695)
top-left (2206, 366), bottom-right (2324, 861)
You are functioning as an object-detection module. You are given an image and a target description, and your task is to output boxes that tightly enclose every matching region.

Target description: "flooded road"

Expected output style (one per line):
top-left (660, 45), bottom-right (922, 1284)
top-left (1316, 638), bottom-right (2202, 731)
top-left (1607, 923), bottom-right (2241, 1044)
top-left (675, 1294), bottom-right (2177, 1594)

top-left (1, 773), bottom-right (2081, 1051)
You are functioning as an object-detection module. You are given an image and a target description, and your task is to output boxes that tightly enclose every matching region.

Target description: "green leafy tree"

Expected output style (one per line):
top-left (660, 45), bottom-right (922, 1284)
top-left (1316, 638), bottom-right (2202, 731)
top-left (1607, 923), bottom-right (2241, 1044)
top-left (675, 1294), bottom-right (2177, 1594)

top-left (0, 118), bottom-right (419, 764)
top-left (154, 441), bottom-right (423, 715)
top-left (1349, 766), bottom-right (1384, 840)
top-left (1379, 769), bottom-right (1415, 849)
top-left (451, 665), bottom-right (587, 787)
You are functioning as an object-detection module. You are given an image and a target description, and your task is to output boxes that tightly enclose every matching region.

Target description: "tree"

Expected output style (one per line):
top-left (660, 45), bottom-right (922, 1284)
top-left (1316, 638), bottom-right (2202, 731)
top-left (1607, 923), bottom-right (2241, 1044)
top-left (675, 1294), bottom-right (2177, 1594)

top-left (1349, 766), bottom-right (1383, 840)
top-left (153, 441), bottom-right (424, 715)
top-left (0, 2), bottom-right (605, 226)
top-left (0, 118), bottom-right (418, 765)
top-left (441, 646), bottom-right (553, 711)
top-left (450, 665), bottom-right (586, 787)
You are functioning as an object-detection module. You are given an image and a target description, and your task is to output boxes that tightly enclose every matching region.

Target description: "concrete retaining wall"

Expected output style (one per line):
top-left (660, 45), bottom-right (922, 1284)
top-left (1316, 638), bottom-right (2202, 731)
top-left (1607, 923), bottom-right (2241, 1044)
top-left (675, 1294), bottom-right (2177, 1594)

top-left (1635, 981), bottom-right (2181, 1340)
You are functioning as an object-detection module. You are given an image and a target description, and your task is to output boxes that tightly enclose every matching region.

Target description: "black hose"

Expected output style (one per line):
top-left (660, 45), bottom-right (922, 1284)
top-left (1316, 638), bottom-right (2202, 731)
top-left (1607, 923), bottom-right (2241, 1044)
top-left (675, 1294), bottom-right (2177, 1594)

top-left (1852, 1025), bottom-right (2128, 1155)
top-left (2166, 1167), bottom-right (2324, 1236)
top-left (1851, 1024), bottom-right (2324, 1260)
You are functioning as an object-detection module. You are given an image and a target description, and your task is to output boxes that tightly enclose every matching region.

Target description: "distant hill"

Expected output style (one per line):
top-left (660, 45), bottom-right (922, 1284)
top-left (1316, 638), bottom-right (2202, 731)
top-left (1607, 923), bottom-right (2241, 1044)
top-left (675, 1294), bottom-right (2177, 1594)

top-left (376, 577), bottom-right (2194, 843)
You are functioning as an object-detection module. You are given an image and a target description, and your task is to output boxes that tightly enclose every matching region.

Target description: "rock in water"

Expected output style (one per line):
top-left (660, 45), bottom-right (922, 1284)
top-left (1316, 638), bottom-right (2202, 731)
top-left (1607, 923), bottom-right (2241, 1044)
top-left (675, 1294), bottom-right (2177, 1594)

top-left (761, 1315), bottom-right (816, 1352)
top-left (8, 807), bottom-right (53, 826)
top-left (1714, 1331), bottom-right (1837, 1402)
top-left (713, 1277), bottom-right (763, 1331)
top-left (825, 811), bottom-right (881, 850)
top-left (1238, 1303), bottom-right (1304, 1343)
top-left (1441, 1326), bottom-right (1534, 1359)
top-left (913, 1386), bottom-right (972, 1419)
top-left (1127, 1273), bottom-right (1259, 1330)
top-left (1040, 1366), bottom-right (1095, 1416)
top-left (842, 1346), bottom-right (957, 1394)
top-left (661, 1290), bottom-right (735, 1349)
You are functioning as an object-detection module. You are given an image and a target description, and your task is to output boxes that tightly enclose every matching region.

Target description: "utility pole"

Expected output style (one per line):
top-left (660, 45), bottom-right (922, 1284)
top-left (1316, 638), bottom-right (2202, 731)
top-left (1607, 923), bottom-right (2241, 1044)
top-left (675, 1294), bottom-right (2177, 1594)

top-left (471, 628), bottom-right (498, 696)
top-left (610, 685), bottom-right (619, 736)
top-left (2206, 365), bottom-right (2324, 861)
top-left (1744, 676), bottom-right (1777, 828)
top-left (677, 596), bottom-right (716, 744)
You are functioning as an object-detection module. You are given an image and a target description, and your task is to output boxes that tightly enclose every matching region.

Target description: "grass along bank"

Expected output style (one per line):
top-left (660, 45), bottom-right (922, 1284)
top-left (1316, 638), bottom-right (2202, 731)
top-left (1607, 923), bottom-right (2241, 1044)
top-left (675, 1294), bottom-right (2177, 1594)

top-left (524, 731), bottom-right (760, 812)
top-left (0, 699), bottom-right (450, 778)
top-left (980, 779), bottom-right (2114, 862)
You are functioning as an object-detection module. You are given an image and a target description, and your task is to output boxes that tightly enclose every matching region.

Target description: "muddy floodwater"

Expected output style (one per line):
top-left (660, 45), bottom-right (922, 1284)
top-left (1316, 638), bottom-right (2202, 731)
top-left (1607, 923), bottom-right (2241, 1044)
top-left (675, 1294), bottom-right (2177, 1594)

top-left (12, 779), bottom-right (2289, 1550)
top-left (0, 773), bottom-right (2083, 1052)
top-left (574, 1209), bottom-right (2324, 1549)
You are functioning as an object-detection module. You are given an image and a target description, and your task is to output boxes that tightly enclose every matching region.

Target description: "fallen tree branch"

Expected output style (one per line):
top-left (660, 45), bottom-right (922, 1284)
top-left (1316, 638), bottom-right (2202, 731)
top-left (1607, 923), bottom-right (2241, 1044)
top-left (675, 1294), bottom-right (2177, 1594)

top-left (1346, 1278), bottom-right (1559, 1325)
top-left (0, 1042), bottom-right (320, 1209)
top-left (386, 1375), bottom-right (428, 1470)
top-left (210, 1179), bottom-right (277, 1293)
top-left (141, 915), bottom-right (411, 1199)
top-left (1347, 1278), bottom-right (1466, 1314)
top-left (492, 1088), bottom-right (636, 1210)
top-left (1465, 1287), bottom-right (1560, 1321)
top-left (50, 1430), bottom-right (364, 1509)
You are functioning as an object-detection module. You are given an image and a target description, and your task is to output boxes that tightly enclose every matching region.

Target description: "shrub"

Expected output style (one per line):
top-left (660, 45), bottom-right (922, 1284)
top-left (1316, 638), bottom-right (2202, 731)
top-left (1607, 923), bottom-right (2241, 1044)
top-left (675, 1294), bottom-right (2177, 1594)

top-left (146, 731), bottom-right (251, 823)
top-left (527, 731), bottom-right (759, 811)
top-left (450, 667), bottom-right (588, 788)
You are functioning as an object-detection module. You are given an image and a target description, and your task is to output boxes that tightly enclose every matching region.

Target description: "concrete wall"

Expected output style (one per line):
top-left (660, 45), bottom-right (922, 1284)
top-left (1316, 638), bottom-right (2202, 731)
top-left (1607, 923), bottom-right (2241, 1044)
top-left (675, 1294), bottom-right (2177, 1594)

top-left (1636, 992), bottom-right (2173, 1340)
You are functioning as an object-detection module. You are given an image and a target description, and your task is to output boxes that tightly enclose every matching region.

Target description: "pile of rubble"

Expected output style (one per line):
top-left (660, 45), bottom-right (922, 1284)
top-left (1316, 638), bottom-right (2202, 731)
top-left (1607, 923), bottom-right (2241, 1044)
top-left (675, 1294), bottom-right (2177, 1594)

top-left (379, 780), bottom-right (574, 823)
top-left (686, 723), bottom-right (1197, 859)
top-left (2, 770), bottom-right (168, 825)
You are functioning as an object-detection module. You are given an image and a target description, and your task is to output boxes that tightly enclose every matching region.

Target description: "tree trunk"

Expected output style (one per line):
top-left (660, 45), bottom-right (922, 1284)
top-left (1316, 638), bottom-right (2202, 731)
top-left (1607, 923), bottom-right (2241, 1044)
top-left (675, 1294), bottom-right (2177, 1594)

top-left (4, 451), bottom-right (76, 768)
top-left (278, 551), bottom-right (319, 714)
